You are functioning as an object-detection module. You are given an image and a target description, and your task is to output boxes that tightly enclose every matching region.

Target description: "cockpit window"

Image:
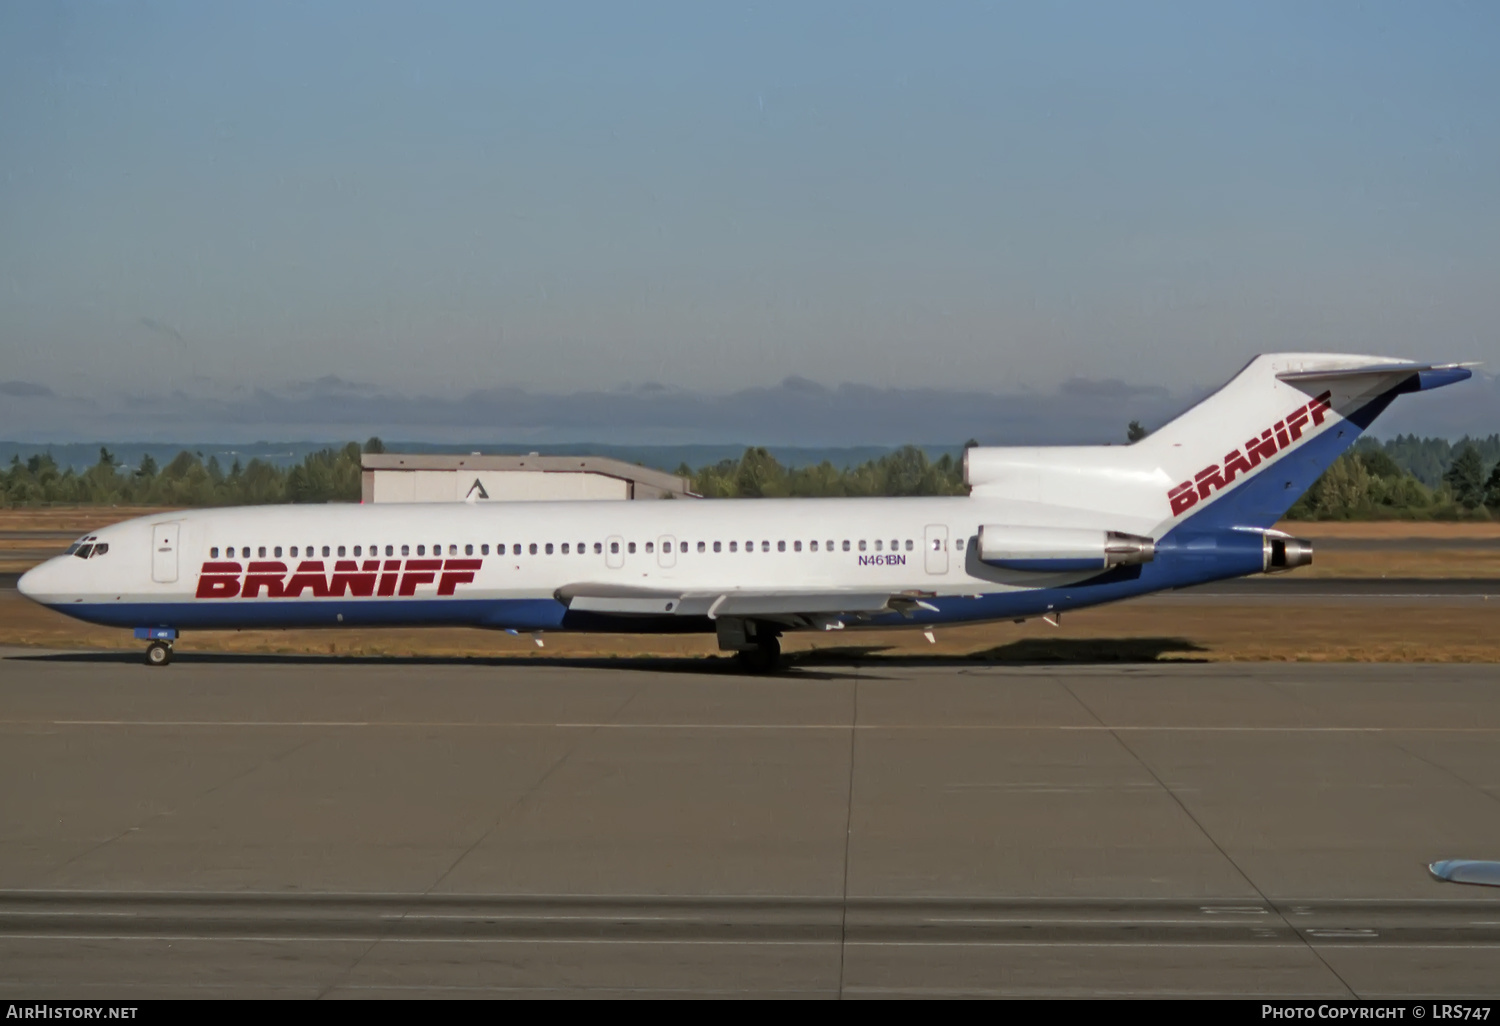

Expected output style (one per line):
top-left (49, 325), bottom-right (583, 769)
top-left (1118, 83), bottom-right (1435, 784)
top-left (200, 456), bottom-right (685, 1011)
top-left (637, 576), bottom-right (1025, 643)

top-left (68, 539), bottom-right (108, 559)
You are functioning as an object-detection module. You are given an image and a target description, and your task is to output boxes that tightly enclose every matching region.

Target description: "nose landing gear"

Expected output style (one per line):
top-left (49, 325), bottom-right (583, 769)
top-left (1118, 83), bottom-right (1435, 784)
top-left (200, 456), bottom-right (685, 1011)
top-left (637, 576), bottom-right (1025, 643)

top-left (134, 627), bottom-right (178, 668)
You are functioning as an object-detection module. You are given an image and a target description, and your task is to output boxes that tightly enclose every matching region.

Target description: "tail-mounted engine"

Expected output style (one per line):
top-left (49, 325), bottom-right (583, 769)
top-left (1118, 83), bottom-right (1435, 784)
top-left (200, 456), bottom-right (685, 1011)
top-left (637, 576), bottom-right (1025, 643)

top-left (977, 525), bottom-right (1156, 573)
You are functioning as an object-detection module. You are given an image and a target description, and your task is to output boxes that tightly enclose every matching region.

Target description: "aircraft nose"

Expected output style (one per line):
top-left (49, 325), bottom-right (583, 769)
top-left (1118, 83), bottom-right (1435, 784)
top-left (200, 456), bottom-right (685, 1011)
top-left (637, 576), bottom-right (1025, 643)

top-left (17, 558), bottom-right (59, 602)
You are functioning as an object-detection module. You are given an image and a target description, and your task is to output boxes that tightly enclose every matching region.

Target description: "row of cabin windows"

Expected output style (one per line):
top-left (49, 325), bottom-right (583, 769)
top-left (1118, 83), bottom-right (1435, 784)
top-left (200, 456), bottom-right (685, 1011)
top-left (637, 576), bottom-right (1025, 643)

top-left (209, 538), bottom-right (932, 560)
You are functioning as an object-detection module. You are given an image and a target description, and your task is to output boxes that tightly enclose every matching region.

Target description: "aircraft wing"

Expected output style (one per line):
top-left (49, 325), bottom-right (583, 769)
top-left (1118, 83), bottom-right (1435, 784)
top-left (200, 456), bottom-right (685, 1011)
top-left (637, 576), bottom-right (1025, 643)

top-left (555, 583), bottom-right (937, 626)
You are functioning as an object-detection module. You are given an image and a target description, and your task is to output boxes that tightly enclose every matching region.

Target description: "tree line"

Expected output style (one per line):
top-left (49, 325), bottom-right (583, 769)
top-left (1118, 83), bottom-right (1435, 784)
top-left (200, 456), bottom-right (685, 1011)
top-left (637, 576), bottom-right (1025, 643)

top-left (1, 442), bottom-right (370, 507)
top-left (1287, 439), bottom-right (1500, 520)
top-left (2, 432), bottom-right (1499, 519)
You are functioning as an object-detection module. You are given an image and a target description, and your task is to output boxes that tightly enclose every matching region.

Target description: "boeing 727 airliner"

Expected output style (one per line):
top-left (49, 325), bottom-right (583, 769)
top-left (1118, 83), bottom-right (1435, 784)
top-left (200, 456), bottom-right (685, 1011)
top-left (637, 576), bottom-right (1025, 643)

top-left (17, 353), bottom-right (1473, 668)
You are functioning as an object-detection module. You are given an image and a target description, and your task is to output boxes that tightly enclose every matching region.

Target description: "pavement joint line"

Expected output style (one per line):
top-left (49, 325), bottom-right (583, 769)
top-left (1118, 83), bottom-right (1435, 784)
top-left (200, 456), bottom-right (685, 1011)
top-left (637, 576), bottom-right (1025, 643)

top-left (6, 934), bottom-right (1498, 949)
top-left (1056, 675), bottom-right (1360, 998)
top-left (3, 890), bottom-right (1490, 903)
top-left (18, 721), bottom-right (1500, 732)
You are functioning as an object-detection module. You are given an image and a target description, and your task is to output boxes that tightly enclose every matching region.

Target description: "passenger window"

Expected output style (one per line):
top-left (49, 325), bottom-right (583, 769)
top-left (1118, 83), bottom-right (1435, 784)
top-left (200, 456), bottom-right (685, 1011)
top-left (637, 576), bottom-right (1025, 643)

top-left (858, 540), bottom-right (867, 552)
top-left (416, 545), bottom-right (425, 556)
top-left (271, 546), bottom-right (280, 557)
top-left (210, 547), bottom-right (220, 558)
top-left (595, 542), bottom-right (603, 554)
top-left (777, 540), bottom-right (786, 552)
top-left (628, 542), bottom-right (637, 554)
top-left (875, 540), bottom-right (883, 552)
top-left (387, 545), bottom-right (395, 557)
top-left (729, 541), bottom-right (738, 553)
top-left (713, 541), bottom-right (721, 552)
top-left (645, 541), bottom-right (654, 553)
top-left (401, 544), bottom-right (410, 556)
top-left (843, 540), bottom-right (851, 552)
top-left (577, 542), bottom-right (585, 555)
top-left (697, 541), bottom-right (706, 553)
top-left (931, 539), bottom-right (942, 551)
top-left (561, 543), bottom-right (570, 554)
top-left (528, 543), bottom-right (538, 555)
top-left (891, 539), bottom-right (898, 551)
top-left (794, 540), bottom-right (802, 552)
top-left (513, 544), bottom-right (522, 556)
top-left (321, 545), bottom-right (330, 557)
top-left (827, 540), bottom-right (835, 551)
top-left (337, 545), bottom-right (346, 557)
top-left (258, 546), bottom-right (267, 558)
top-left (809, 541), bottom-right (818, 552)
top-left (610, 541), bottom-right (619, 554)
top-left (905, 539), bottom-right (913, 551)
top-left (545, 543), bottom-right (554, 555)
top-left (480, 544), bottom-right (489, 555)
top-left (955, 539), bottom-right (963, 550)
top-left (354, 545), bottom-right (362, 557)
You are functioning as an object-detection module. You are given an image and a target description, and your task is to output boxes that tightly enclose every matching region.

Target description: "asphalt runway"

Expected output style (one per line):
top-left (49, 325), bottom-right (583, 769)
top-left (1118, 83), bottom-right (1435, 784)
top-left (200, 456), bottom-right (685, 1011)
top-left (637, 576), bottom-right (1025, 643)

top-left (2, 653), bottom-right (1499, 998)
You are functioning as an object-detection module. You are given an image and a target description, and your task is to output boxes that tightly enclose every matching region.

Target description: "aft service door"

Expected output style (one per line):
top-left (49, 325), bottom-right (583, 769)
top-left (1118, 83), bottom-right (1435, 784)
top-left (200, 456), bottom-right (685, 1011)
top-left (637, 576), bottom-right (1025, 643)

top-left (151, 522), bottom-right (180, 583)
top-left (605, 535), bottom-right (625, 570)
top-left (924, 524), bottom-right (949, 575)
top-left (657, 535), bottom-right (677, 569)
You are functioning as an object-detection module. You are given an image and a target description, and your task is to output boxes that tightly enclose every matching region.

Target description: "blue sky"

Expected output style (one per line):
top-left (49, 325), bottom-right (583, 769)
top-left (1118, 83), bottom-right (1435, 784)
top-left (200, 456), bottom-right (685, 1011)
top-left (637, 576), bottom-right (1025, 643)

top-left (1, 1), bottom-right (1496, 440)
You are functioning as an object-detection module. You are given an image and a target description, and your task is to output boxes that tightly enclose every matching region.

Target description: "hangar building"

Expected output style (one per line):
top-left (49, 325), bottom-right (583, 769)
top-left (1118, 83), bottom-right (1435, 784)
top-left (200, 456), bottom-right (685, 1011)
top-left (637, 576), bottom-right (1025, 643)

top-left (360, 453), bottom-right (696, 504)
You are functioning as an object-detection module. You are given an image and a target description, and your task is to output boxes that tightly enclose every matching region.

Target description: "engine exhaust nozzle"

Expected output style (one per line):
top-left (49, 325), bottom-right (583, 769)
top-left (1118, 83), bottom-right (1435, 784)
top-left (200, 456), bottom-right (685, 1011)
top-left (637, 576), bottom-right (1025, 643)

top-left (1265, 536), bottom-right (1313, 573)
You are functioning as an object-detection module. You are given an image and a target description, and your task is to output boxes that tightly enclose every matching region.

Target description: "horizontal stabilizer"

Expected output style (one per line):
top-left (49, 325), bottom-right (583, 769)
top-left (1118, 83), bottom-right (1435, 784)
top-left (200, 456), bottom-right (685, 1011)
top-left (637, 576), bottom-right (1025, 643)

top-left (1277, 361), bottom-right (1476, 392)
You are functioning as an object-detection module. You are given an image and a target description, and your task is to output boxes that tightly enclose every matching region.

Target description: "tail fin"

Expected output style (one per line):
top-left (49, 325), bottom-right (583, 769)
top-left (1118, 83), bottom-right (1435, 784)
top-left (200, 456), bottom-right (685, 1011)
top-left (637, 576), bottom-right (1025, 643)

top-left (1142, 354), bottom-right (1472, 530)
top-left (965, 353), bottom-right (1473, 532)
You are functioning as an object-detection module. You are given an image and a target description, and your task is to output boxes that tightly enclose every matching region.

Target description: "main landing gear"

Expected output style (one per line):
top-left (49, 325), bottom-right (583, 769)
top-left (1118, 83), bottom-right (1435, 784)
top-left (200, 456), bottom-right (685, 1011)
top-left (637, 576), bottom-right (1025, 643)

top-left (734, 632), bottom-right (782, 674)
top-left (135, 627), bottom-right (178, 667)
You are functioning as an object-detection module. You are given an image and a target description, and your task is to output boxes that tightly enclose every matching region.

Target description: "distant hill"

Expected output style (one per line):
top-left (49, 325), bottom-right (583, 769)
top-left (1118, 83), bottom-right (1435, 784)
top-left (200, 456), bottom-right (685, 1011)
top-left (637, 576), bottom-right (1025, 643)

top-left (0, 440), bottom-right (965, 476)
top-left (8, 435), bottom-right (1498, 489)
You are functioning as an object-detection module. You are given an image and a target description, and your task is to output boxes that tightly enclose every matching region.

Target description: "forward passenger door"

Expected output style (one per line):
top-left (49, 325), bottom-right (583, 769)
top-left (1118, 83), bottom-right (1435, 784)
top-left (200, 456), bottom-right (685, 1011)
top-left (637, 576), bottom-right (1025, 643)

top-left (151, 522), bottom-right (180, 583)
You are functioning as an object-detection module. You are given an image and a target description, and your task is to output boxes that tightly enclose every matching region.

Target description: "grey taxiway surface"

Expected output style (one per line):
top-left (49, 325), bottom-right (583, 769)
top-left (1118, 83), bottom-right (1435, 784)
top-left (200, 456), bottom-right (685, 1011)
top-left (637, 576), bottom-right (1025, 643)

top-left (3, 653), bottom-right (1500, 998)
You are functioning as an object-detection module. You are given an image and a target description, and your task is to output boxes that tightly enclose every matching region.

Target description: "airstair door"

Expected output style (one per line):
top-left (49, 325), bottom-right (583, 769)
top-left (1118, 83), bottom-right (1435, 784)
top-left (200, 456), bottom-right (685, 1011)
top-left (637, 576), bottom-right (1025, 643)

top-left (605, 535), bottom-right (625, 570)
top-left (924, 524), bottom-right (949, 575)
top-left (151, 522), bottom-right (180, 583)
